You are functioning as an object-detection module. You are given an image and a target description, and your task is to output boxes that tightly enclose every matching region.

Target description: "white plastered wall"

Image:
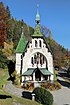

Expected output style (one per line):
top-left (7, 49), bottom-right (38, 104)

top-left (21, 38), bottom-right (54, 82)
top-left (16, 53), bottom-right (22, 74)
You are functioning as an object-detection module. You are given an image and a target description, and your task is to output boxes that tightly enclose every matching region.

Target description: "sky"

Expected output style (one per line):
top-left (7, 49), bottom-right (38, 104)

top-left (1, 0), bottom-right (70, 50)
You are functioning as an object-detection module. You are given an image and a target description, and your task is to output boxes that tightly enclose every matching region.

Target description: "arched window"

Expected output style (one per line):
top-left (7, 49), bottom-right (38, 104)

top-left (43, 56), bottom-right (44, 64)
top-left (34, 55), bottom-right (37, 64)
top-left (39, 40), bottom-right (42, 47)
top-left (31, 57), bottom-right (34, 64)
top-left (40, 55), bottom-right (43, 65)
top-left (35, 40), bottom-right (37, 47)
top-left (36, 53), bottom-right (39, 65)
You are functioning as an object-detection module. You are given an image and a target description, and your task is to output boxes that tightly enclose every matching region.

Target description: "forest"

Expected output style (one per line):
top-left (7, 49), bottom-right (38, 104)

top-left (0, 1), bottom-right (70, 69)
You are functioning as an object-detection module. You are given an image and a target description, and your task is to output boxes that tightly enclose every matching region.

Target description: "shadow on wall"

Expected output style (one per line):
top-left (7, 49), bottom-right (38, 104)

top-left (7, 60), bottom-right (15, 82)
top-left (22, 91), bottom-right (32, 100)
top-left (0, 95), bottom-right (12, 99)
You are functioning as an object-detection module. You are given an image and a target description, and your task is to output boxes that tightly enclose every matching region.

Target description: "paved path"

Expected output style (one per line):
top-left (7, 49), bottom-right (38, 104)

top-left (5, 78), bottom-right (70, 105)
top-left (52, 86), bottom-right (70, 105)
top-left (5, 81), bottom-right (23, 97)
top-left (52, 76), bottom-right (70, 105)
top-left (5, 81), bottom-right (32, 98)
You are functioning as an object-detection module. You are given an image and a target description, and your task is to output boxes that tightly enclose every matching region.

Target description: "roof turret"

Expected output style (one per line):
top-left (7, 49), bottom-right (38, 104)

top-left (15, 27), bottom-right (27, 53)
top-left (32, 4), bottom-right (43, 38)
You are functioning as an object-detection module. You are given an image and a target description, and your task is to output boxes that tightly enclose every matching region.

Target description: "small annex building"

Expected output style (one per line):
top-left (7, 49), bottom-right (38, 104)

top-left (15, 9), bottom-right (54, 84)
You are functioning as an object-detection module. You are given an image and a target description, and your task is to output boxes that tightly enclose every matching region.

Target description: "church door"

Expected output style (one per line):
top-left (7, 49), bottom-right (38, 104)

top-left (35, 68), bottom-right (41, 81)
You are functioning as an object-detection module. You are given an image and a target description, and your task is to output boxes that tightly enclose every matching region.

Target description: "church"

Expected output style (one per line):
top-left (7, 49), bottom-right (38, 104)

top-left (15, 8), bottom-right (54, 84)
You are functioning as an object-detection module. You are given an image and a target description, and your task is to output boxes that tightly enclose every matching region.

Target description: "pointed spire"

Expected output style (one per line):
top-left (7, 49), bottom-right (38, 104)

top-left (32, 4), bottom-right (43, 37)
top-left (21, 26), bottom-right (24, 35)
top-left (16, 26), bottom-right (27, 53)
top-left (36, 4), bottom-right (40, 24)
top-left (37, 4), bottom-right (39, 15)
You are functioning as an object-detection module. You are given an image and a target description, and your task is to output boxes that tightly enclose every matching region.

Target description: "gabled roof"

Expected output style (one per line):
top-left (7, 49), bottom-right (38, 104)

top-left (15, 33), bottom-right (27, 53)
top-left (22, 68), bottom-right (53, 76)
top-left (40, 68), bottom-right (53, 75)
top-left (22, 68), bottom-right (34, 76)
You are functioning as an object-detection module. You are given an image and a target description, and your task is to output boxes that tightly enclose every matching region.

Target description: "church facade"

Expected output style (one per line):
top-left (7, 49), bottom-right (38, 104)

top-left (15, 10), bottom-right (54, 84)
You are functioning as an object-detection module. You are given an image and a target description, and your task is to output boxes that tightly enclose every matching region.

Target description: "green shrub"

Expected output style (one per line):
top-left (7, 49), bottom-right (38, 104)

top-left (33, 87), bottom-right (53, 105)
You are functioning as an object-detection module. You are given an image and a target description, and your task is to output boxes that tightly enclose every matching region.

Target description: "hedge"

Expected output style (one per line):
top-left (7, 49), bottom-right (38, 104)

top-left (33, 87), bottom-right (53, 105)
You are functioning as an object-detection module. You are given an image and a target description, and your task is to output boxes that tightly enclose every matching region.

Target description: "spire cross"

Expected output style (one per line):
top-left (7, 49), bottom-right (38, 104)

top-left (37, 4), bottom-right (39, 14)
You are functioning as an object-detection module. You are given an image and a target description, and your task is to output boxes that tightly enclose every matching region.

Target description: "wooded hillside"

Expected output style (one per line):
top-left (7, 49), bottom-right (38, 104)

top-left (0, 1), bottom-right (70, 69)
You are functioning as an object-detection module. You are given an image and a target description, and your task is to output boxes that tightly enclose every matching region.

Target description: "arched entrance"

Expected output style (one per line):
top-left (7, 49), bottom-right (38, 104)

top-left (35, 68), bottom-right (41, 81)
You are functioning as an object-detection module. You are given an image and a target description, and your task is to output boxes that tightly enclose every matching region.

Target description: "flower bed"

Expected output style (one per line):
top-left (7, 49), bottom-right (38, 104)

top-left (21, 81), bottom-right (61, 91)
top-left (41, 81), bottom-right (61, 91)
top-left (21, 82), bottom-right (34, 90)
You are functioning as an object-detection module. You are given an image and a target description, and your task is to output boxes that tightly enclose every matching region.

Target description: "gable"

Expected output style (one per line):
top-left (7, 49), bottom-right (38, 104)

top-left (32, 24), bottom-right (43, 38)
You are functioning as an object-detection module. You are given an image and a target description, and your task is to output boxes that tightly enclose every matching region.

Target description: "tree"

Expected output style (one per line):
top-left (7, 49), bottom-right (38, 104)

top-left (0, 49), bottom-right (7, 68)
top-left (5, 6), bottom-right (11, 19)
top-left (33, 87), bottom-right (53, 105)
top-left (41, 26), bottom-right (52, 38)
top-left (0, 2), bottom-right (10, 47)
top-left (11, 71), bottom-right (20, 85)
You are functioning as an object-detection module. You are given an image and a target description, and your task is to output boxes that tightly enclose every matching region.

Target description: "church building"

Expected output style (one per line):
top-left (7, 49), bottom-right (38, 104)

top-left (15, 8), bottom-right (54, 84)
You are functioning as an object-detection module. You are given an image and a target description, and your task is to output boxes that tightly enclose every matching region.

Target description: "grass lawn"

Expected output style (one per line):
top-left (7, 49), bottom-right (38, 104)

top-left (0, 68), bottom-right (40, 105)
top-left (0, 68), bottom-right (55, 105)
top-left (0, 68), bottom-right (9, 89)
top-left (0, 90), bottom-right (40, 105)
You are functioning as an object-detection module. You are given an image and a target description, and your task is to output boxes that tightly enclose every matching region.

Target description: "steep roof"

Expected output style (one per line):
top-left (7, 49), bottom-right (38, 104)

top-left (15, 33), bottom-right (27, 53)
top-left (32, 24), bottom-right (43, 37)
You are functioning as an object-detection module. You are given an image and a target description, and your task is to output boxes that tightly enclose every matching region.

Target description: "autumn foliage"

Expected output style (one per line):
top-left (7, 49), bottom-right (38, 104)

top-left (0, 1), bottom-right (70, 68)
top-left (0, 2), bottom-right (10, 47)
